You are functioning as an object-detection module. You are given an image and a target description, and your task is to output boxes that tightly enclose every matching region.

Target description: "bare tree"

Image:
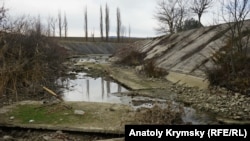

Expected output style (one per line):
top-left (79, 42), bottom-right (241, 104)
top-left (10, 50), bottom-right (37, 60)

top-left (84, 6), bottom-right (88, 41)
top-left (191, 0), bottom-right (213, 25)
top-left (46, 16), bottom-right (51, 37)
top-left (9, 16), bottom-right (29, 34)
top-left (49, 17), bottom-right (57, 37)
top-left (105, 3), bottom-right (110, 41)
top-left (221, 0), bottom-right (250, 75)
top-left (129, 24), bottom-right (131, 41)
top-left (222, 0), bottom-right (250, 53)
top-left (58, 10), bottom-right (63, 38)
top-left (116, 7), bottom-right (122, 42)
top-left (154, 0), bottom-right (188, 34)
top-left (35, 15), bottom-right (42, 36)
top-left (121, 25), bottom-right (126, 41)
top-left (100, 5), bottom-right (104, 41)
top-left (0, 3), bottom-right (7, 31)
top-left (63, 12), bottom-right (68, 38)
top-left (91, 28), bottom-right (95, 42)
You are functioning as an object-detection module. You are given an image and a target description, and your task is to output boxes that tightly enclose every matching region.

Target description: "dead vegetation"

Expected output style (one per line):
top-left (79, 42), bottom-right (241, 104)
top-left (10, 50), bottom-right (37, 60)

top-left (113, 44), bottom-right (168, 78)
top-left (0, 32), bottom-right (68, 102)
top-left (206, 40), bottom-right (250, 95)
top-left (129, 102), bottom-right (184, 124)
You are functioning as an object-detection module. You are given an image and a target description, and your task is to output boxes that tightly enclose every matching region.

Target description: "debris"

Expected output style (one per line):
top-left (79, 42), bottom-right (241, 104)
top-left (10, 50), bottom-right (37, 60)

top-left (29, 119), bottom-right (34, 123)
top-left (74, 110), bottom-right (85, 115)
top-left (42, 86), bottom-right (64, 102)
top-left (9, 116), bottom-right (14, 120)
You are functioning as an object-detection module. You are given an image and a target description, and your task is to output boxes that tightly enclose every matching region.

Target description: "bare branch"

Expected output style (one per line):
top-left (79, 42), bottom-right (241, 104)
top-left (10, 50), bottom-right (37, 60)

top-left (154, 0), bottom-right (188, 34)
top-left (191, 0), bottom-right (213, 24)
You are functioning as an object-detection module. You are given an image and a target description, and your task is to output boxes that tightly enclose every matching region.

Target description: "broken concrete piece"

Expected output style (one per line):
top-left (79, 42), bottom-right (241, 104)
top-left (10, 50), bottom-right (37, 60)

top-left (74, 110), bottom-right (85, 115)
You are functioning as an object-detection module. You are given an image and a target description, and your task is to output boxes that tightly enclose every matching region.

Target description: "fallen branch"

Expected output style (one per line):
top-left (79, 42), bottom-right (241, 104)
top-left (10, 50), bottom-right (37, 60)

top-left (42, 86), bottom-right (64, 102)
top-left (42, 86), bottom-right (72, 110)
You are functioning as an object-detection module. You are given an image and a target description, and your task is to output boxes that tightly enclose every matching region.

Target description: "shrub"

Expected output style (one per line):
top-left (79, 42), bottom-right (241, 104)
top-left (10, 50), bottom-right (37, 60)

top-left (206, 41), bottom-right (250, 95)
top-left (143, 60), bottom-right (168, 78)
top-left (0, 32), bottom-right (68, 101)
top-left (113, 44), bottom-right (146, 66)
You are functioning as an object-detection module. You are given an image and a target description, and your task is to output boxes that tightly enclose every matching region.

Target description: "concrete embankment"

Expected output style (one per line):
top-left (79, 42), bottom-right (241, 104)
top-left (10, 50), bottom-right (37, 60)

top-left (59, 41), bottom-right (128, 55)
top-left (113, 20), bottom-right (250, 88)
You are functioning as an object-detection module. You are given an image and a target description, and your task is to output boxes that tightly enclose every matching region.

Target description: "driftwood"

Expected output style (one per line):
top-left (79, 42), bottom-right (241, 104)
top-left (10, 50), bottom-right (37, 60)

top-left (42, 86), bottom-right (64, 101)
top-left (42, 86), bottom-right (72, 110)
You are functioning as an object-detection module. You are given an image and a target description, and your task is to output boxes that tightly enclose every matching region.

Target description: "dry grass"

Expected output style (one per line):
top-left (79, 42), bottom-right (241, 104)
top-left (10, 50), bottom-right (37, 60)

top-left (0, 32), bottom-right (68, 101)
top-left (132, 102), bottom-right (184, 125)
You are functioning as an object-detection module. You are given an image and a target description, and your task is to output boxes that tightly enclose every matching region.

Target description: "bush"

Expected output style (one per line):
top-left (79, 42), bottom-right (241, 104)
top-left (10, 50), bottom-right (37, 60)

top-left (113, 44), bottom-right (146, 66)
top-left (206, 41), bottom-right (250, 95)
top-left (143, 60), bottom-right (168, 78)
top-left (113, 45), bottom-right (168, 78)
top-left (0, 32), bottom-right (68, 100)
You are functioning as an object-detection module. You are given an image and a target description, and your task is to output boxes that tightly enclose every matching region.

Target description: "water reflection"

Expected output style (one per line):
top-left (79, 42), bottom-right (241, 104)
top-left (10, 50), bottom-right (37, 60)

top-left (62, 72), bottom-right (128, 103)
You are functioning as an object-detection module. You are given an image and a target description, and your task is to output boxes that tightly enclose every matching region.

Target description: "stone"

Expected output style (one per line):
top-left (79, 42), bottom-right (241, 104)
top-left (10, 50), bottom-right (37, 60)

top-left (234, 93), bottom-right (240, 98)
top-left (233, 116), bottom-right (241, 120)
top-left (3, 135), bottom-right (14, 141)
top-left (29, 119), bottom-right (35, 123)
top-left (9, 116), bottom-right (14, 120)
top-left (74, 110), bottom-right (85, 115)
top-left (42, 135), bottom-right (51, 141)
top-left (56, 130), bottom-right (63, 134)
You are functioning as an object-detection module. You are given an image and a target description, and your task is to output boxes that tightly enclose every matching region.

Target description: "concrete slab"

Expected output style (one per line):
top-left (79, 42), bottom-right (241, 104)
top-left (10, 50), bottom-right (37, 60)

top-left (0, 101), bottom-right (134, 134)
top-left (166, 71), bottom-right (209, 89)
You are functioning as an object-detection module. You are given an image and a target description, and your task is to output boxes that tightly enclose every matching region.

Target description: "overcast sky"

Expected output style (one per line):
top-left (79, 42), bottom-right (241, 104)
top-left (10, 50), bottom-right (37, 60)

top-left (4, 0), bottom-right (222, 37)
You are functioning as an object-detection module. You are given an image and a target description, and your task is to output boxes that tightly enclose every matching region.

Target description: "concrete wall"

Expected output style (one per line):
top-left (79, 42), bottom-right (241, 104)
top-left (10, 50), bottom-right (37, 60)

top-left (59, 41), bottom-right (128, 55)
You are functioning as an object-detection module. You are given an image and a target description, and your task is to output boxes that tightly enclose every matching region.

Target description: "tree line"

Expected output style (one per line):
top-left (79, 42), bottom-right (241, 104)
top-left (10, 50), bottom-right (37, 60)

top-left (45, 3), bottom-right (130, 42)
top-left (84, 3), bottom-right (130, 42)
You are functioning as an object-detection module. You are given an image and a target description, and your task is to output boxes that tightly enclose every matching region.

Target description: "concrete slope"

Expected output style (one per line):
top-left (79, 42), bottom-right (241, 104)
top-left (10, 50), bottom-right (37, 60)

top-left (135, 20), bottom-right (250, 78)
top-left (59, 41), bottom-right (128, 55)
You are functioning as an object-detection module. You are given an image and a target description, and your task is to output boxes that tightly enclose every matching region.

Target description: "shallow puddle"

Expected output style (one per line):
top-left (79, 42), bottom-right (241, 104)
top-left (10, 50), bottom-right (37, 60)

top-left (61, 72), bottom-right (129, 103)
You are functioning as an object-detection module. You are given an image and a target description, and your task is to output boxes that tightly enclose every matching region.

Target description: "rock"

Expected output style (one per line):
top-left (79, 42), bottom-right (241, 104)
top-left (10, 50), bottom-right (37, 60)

top-left (233, 116), bottom-right (242, 120)
top-left (9, 116), bottom-right (14, 120)
top-left (135, 65), bottom-right (144, 73)
top-left (221, 95), bottom-right (227, 99)
top-left (56, 130), bottom-right (63, 134)
top-left (42, 135), bottom-right (51, 141)
top-left (237, 111), bottom-right (244, 116)
top-left (74, 110), bottom-right (85, 115)
top-left (29, 119), bottom-right (35, 123)
top-left (3, 135), bottom-right (14, 141)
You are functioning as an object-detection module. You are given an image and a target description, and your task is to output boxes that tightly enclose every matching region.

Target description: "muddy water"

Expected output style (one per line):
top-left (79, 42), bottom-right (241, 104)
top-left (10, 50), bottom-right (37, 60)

top-left (61, 72), bottom-right (129, 103)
